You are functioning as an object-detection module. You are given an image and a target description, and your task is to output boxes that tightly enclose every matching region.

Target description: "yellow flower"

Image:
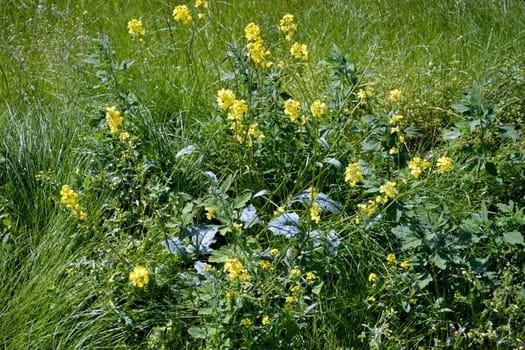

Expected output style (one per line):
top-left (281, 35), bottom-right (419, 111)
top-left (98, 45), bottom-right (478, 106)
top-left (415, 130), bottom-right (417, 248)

top-left (216, 89), bottom-right (236, 110)
top-left (299, 115), bottom-right (308, 125)
top-left (310, 203), bottom-right (321, 224)
top-left (389, 89), bottom-right (403, 102)
top-left (400, 260), bottom-right (410, 269)
top-left (367, 295), bottom-right (376, 303)
top-left (119, 131), bottom-right (130, 141)
top-left (270, 248), bottom-right (279, 256)
top-left (273, 206), bottom-right (285, 216)
top-left (285, 295), bottom-right (295, 304)
top-left (309, 99), bottom-right (325, 118)
top-left (390, 126), bottom-right (400, 134)
top-left (399, 135), bottom-right (405, 143)
top-left (173, 5), bottom-right (192, 25)
top-left (379, 181), bottom-right (397, 199)
top-left (408, 157), bottom-right (431, 179)
top-left (242, 318), bottom-right (252, 328)
top-left (60, 185), bottom-right (78, 208)
top-left (344, 162), bottom-right (364, 188)
top-left (205, 207), bottom-right (216, 220)
top-left (197, 13), bottom-right (205, 19)
top-left (280, 14), bottom-right (297, 41)
top-left (389, 147), bottom-right (398, 155)
top-left (194, 0), bottom-right (208, 9)
top-left (247, 123), bottom-right (264, 141)
top-left (224, 258), bottom-right (248, 281)
top-left (129, 265), bottom-right (149, 288)
top-left (368, 273), bottom-right (377, 283)
top-left (244, 23), bottom-right (261, 41)
top-left (290, 268), bottom-right (301, 276)
top-left (106, 106), bottom-right (123, 134)
top-left (259, 260), bottom-right (271, 270)
top-left (203, 264), bottom-right (213, 272)
top-left (290, 42), bottom-right (308, 61)
top-left (308, 187), bottom-right (318, 201)
top-left (290, 285), bottom-right (301, 294)
top-left (434, 156), bottom-right (454, 174)
top-left (262, 316), bottom-right (270, 325)
top-left (357, 86), bottom-right (373, 104)
top-left (389, 114), bottom-right (404, 125)
top-left (386, 253), bottom-right (397, 264)
top-left (246, 39), bottom-right (271, 66)
top-left (306, 272), bottom-right (316, 280)
top-left (284, 99), bottom-right (301, 122)
top-left (225, 290), bottom-right (235, 299)
top-left (127, 19), bottom-right (145, 41)
top-left (277, 60), bottom-right (285, 68)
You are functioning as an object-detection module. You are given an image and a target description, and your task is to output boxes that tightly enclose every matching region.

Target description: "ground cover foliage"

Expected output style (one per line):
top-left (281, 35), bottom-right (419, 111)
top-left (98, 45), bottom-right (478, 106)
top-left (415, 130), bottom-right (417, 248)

top-left (1, 0), bottom-right (525, 348)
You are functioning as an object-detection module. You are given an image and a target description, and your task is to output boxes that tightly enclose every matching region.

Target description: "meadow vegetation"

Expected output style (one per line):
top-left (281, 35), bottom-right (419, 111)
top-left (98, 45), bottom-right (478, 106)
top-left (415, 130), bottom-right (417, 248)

top-left (1, 0), bottom-right (525, 348)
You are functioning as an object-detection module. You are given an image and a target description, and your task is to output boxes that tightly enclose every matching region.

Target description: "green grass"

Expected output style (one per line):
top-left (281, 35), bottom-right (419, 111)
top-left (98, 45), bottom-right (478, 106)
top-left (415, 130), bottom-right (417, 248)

top-left (1, 0), bottom-right (524, 348)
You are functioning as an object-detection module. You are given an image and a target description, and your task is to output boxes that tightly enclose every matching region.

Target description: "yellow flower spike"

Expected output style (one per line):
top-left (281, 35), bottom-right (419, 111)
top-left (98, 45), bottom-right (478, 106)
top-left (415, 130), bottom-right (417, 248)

top-left (172, 5), bottom-right (192, 25)
top-left (205, 207), bottom-right (216, 220)
top-left (129, 265), bottom-right (149, 288)
top-left (368, 272), bottom-right (377, 283)
top-left (216, 89), bottom-right (236, 110)
top-left (105, 106), bottom-right (123, 134)
top-left (259, 260), bottom-right (271, 270)
top-left (290, 268), bottom-right (301, 276)
top-left (290, 42), bottom-right (308, 61)
top-left (127, 19), bottom-right (145, 41)
top-left (389, 89), bottom-right (403, 102)
top-left (244, 23), bottom-right (261, 41)
top-left (434, 156), bottom-right (454, 174)
top-left (262, 316), bottom-right (270, 326)
top-left (399, 135), bottom-right (405, 143)
top-left (408, 157), bottom-right (431, 179)
top-left (284, 99), bottom-right (301, 122)
top-left (310, 203), bottom-right (321, 224)
top-left (344, 162), bottom-right (364, 188)
top-left (309, 99), bottom-right (326, 118)
top-left (386, 253), bottom-right (397, 264)
top-left (379, 181), bottom-right (397, 199)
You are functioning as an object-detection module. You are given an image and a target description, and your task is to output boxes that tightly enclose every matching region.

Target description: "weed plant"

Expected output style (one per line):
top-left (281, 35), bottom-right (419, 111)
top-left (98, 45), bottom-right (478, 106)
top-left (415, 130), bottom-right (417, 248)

top-left (1, 1), bottom-right (525, 349)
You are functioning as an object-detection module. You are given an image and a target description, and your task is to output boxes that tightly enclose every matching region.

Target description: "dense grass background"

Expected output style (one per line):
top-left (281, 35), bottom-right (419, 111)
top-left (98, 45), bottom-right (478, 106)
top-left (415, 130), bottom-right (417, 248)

top-left (1, 0), bottom-right (524, 348)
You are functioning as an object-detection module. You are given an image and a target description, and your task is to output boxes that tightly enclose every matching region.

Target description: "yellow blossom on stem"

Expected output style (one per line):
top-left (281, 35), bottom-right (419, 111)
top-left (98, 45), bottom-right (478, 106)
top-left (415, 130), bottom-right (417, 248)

top-left (280, 14), bottom-right (297, 41)
top-left (344, 162), bottom-right (364, 187)
top-left (408, 157), bottom-right (431, 179)
top-left (386, 253), bottom-right (397, 264)
top-left (244, 23), bottom-right (261, 41)
top-left (310, 203), bottom-right (321, 224)
top-left (389, 147), bottom-right (398, 155)
top-left (205, 207), bottom-right (216, 220)
top-left (173, 5), bottom-right (192, 25)
top-left (106, 106), bottom-right (123, 134)
top-left (290, 42), bottom-right (308, 61)
top-left (368, 272), bottom-right (377, 283)
top-left (242, 318), bottom-right (252, 328)
top-left (379, 181), bottom-right (397, 199)
top-left (259, 260), bottom-right (271, 270)
top-left (357, 86), bottom-right (373, 104)
top-left (389, 89), bottom-right (403, 102)
top-left (127, 19), bottom-right (145, 41)
top-left (284, 99), bottom-right (301, 122)
top-left (129, 265), bottom-right (149, 288)
top-left (262, 316), bottom-right (270, 325)
top-left (367, 295), bottom-right (376, 303)
top-left (270, 248), bottom-right (279, 256)
top-left (194, 0), bottom-right (208, 9)
top-left (306, 272), bottom-right (317, 280)
top-left (434, 156), bottom-right (454, 174)
top-left (216, 89), bottom-right (236, 110)
top-left (290, 268), bottom-right (301, 276)
top-left (400, 260), bottom-right (410, 269)
top-left (224, 258), bottom-right (248, 281)
top-left (310, 99), bottom-right (325, 118)
top-left (389, 114), bottom-right (404, 125)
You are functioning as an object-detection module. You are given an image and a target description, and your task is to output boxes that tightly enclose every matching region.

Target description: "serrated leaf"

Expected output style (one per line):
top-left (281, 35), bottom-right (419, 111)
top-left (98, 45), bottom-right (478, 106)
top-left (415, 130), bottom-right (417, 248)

top-left (268, 213), bottom-right (300, 238)
top-left (503, 231), bottom-right (524, 245)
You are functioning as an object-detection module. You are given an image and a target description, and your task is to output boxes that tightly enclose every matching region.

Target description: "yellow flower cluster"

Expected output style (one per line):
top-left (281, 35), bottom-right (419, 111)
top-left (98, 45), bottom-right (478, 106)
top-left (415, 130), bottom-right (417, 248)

top-left (408, 157), bottom-right (431, 179)
top-left (389, 88), bottom-right (403, 102)
top-left (129, 265), bottom-right (149, 288)
top-left (205, 207), bottom-right (216, 220)
top-left (310, 203), bottom-right (321, 224)
top-left (173, 5), bottom-right (192, 25)
top-left (379, 181), bottom-right (397, 199)
top-left (309, 99), bottom-right (325, 118)
top-left (127, 19), bottom-right (145, 41)
top-left (224, 258), bottom-right (248, 281)
top-left (280, 14), bottom-right (297, 41)
top-left (389, 112), bottom-right (406, 146)
top-left (357, 198), bottom-right (381, 217)
top-left (344, 162), bottom-right (364, 188)
top-left (244, 23), bottom-right (272, 67)
top-left (106, 106), bottom-right (123, 134)
top-left (194, 0), bottom-right (208, 19)
top-left (216, 89), bottom-right (264, 145)
top-left (284, 295), bottom-right (295, 311)
top-left (284, 98), bottom-right (301, 122)
top-left (368, 272), bottom-right (377, 283)
top-left (357, 86), bottom-right (373, 105)
top-left (60, 185), bottom-right (87, 221)
top-left (434, 156), bottom-right (454, 174)
top-left (290, 42), bottom-right (308, 61)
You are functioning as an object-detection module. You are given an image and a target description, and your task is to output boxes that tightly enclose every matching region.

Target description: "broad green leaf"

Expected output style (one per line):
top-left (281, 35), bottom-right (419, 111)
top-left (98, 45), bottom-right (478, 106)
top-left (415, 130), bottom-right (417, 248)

top-left (432, 253), bottom-right (447, 270)
top-left (503, 231), bottom-right (524, 245)
top-left (268, 213), bottom-right (300, 238)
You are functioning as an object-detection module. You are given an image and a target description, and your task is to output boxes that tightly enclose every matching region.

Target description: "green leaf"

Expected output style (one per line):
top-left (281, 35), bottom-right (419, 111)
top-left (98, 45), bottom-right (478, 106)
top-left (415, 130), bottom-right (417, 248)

top-left (188, 327), bottom-right (207, 339)
top-left (503, 231), bottom-right (524, 245)
top-left (432, 253), bottom-right (447, 270)
top-left (498, 124), bottom-right (520, 141)
top-left (416, 272), bottom-right (432, 289)
top-left (451, 103), bottom-right (470, 114)
top-left (312, 281), bottom-right (324, 295)
top-left (443, 128), bottom-right (463, 140)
